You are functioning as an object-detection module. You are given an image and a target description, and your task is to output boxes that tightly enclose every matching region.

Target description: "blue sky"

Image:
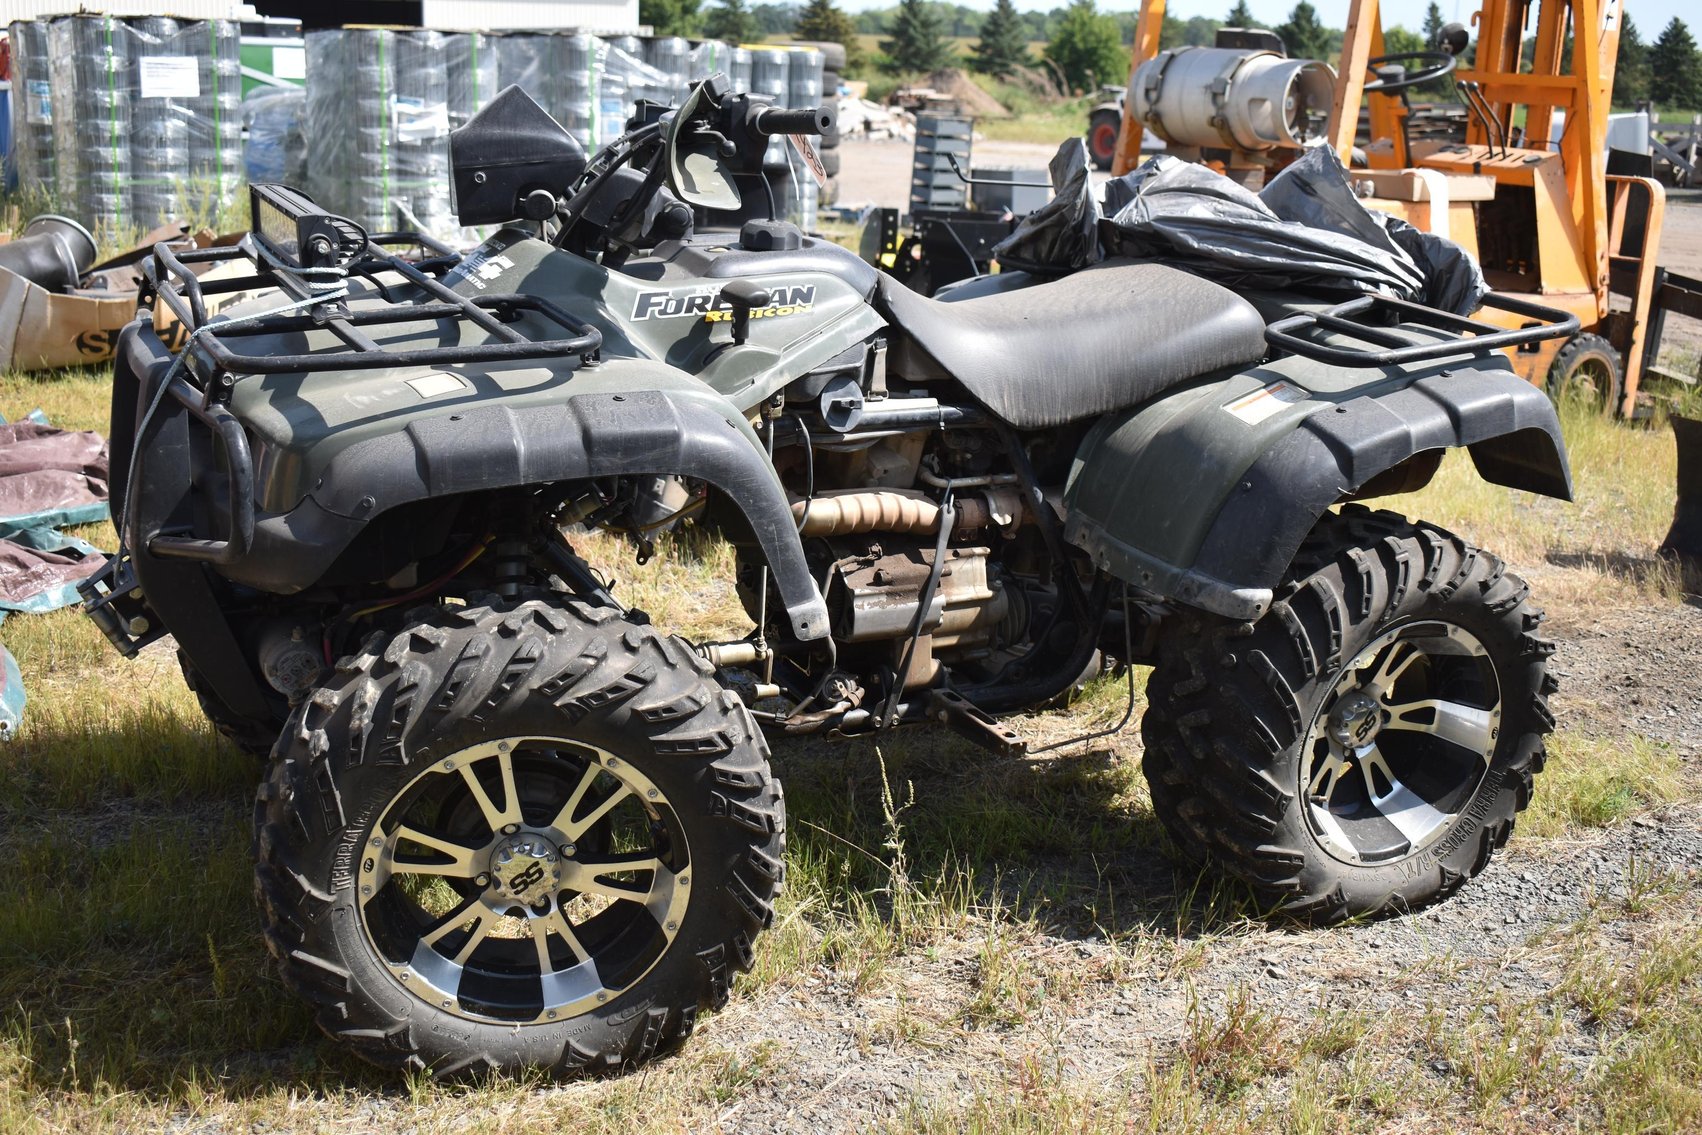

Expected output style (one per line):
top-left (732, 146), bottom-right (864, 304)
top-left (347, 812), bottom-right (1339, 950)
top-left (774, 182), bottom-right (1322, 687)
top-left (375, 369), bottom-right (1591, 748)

top-left (840, 0), bottom-right (1693, 41)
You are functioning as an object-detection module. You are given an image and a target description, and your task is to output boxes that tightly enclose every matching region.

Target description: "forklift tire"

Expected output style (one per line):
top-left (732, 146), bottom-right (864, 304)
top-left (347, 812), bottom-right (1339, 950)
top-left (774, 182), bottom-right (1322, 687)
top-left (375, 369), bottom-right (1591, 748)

top-left (1546, 332), bottom-right (1623, 415)
top-left (1141, 506), bottom-right (1555, 923)
top-left (820, 148), bottom-right (840, 177)
top-left (1088, 109), bottom-right (1121, 171)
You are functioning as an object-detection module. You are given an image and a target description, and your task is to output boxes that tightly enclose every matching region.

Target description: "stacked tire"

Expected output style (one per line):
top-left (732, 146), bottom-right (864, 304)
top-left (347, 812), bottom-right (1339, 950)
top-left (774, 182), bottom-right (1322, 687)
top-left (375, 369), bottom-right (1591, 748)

top-left (797, 41), bottom-right (845, 209)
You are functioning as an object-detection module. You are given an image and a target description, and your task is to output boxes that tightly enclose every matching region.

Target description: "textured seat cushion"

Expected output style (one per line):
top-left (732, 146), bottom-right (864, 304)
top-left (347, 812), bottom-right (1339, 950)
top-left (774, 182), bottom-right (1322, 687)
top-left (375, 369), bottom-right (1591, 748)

top-left (878, 259), bottom-right (1269, 429)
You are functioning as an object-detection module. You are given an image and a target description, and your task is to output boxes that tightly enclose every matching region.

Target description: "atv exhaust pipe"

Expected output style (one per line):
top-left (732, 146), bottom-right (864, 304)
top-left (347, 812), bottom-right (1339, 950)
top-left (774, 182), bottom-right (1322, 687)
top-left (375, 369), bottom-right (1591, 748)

top-left (1659, 414), bottom-right (1702, 590)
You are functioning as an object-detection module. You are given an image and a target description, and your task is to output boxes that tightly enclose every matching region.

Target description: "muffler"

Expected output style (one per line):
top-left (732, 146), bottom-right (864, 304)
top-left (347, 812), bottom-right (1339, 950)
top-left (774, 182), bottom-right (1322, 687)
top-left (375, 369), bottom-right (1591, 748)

top-left (1659, 414), bottom-right (1702, 589)
top-left (0, 215), bottom-right (98, 293)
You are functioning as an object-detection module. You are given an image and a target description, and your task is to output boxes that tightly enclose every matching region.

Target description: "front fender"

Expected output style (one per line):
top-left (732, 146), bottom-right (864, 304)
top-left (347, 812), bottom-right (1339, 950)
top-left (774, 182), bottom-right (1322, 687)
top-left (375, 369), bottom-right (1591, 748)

top-left (1063, 350), bottom-right (1570, 621)
top-left (225, 356), bottom-right (829, 641)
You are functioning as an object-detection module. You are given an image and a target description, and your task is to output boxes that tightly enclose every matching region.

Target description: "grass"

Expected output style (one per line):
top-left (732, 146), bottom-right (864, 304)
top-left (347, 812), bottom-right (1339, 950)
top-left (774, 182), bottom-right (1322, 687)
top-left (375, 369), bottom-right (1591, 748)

top-left (0, 350), bottom-right (1698, 1128)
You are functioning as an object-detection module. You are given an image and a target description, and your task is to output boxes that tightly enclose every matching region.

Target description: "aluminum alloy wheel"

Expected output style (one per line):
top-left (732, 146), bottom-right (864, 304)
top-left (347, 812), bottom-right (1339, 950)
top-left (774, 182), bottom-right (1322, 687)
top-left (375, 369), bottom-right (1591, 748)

top-left (1301, 621), bottom-right (1503, 865)
top-left (357, 737), bottom-right (690, 1024)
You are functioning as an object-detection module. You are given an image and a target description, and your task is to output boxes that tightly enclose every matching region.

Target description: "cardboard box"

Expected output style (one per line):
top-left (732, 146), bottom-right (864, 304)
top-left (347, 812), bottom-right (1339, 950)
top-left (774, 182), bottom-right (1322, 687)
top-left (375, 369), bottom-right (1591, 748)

top-left (0, 225), bottom-right (231, 373)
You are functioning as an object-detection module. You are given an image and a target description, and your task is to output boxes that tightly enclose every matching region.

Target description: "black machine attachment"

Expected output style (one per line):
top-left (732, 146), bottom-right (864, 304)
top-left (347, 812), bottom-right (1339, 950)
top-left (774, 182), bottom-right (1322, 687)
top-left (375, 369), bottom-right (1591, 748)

top-left (450, 86), bottom-right (589, 227)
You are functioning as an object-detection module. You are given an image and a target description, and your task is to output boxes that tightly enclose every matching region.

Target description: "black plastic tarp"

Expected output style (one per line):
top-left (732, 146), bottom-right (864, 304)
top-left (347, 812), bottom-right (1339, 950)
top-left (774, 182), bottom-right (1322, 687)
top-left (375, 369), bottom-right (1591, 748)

top-left (989, 138), bottom-right (1103, 276)
top-left (1103, 146), bottom-right (1487, 314)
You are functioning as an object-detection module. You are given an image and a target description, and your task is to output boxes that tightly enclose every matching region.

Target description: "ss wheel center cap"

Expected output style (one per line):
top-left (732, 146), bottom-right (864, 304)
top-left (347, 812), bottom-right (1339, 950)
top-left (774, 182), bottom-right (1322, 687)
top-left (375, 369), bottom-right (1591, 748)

top-left (1328, 690), bottom-right (1384, 748)
top-left (488, 832), bottom-right (562, 906)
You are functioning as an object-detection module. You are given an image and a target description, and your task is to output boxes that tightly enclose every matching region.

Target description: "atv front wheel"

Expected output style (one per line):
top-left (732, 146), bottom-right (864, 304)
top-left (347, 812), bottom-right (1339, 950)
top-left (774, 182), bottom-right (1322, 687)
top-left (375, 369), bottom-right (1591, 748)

top-left (1142, 507), bottom-right (1556, 922)
top-left (254, 598), bottom-right (783, 1077)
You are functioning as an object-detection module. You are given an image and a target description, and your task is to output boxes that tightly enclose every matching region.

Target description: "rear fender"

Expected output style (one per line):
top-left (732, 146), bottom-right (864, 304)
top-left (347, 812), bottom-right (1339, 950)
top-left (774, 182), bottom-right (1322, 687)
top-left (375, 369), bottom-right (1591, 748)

top-left (1063, 351), bottom-right (1570, 621)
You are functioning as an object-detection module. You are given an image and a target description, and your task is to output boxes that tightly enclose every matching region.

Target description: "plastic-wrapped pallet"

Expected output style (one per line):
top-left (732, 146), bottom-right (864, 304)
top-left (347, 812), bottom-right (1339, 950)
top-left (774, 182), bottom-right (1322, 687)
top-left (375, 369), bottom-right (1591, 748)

top-left (6, 20), bottom-right (57, 199)
top-left (496, 33), bottom-right (595, 150)
top-left (729, 47), bottom-right (752, 93)
top-left (242, 86), bottom-right (307, 187)
top-left (786, 47), bottom-right (823, 110)
top-left (605, 35), bottom-right (643, 57)
top-left (306, 29), bottom-right (453, 238)
top-left (644, 36), bottom-right (691, 105)
top-left (688, 40), bottom-right (732, 86)
top-left (185, 19), bottom-right (245, 215)
top-left (130, 17), bottom-right (191, 225)
top-left (126, 17), bottom-right (244, 226)
top-left (748, 46), bottom-right (790, 171)
top-left (50, 15), bottom-right (134, 236)
top-left (601, 42), bottom-right (671, 149)
top-left (446, 32), bottom-right (501, 132)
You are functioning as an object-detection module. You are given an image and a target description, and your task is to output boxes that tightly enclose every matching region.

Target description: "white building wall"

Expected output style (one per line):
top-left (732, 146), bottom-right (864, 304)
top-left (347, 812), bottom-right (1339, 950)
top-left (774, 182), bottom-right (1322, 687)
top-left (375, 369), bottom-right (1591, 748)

top-left (420, 0), bottom-right (642, 33)
top-left (3, 0), bottom-right (241, 16)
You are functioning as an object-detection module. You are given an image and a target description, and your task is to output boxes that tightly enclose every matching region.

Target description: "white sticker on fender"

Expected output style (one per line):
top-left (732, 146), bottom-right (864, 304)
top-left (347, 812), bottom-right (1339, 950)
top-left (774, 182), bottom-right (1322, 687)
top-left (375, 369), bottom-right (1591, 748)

top-left (1223, 381), bottom-right (1309, 425)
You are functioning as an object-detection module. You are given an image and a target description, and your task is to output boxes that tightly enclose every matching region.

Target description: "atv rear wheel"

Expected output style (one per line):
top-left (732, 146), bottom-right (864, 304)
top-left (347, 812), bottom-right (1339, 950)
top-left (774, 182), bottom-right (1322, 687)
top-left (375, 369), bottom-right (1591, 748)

top-left (254, 598), bottom-right (784, 1077)
top-left (1141, 507), bottom-right (1555, 922)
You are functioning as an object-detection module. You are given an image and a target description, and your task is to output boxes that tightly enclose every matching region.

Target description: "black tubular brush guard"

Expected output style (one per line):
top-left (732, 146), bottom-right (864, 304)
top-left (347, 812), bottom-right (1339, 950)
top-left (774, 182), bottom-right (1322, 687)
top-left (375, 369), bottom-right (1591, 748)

top-left (1264, 292), bottom-right (1579, 367)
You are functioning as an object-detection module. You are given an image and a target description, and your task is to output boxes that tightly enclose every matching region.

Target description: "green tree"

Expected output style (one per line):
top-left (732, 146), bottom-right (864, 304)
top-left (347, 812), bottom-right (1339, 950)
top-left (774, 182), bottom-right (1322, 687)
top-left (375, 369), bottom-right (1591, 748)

top-left (880, 0), bottom-right (954, 74)
top-left (704, 0), bottom-right (758, 44)
top-left (1422, 1), bottom-right (1443, 46)
top-left (970, 0), bottom-right (1030, 77)
top-left (795, 0), bottom-right (866, 74)
top-left (640, 0), bottom-right (703, 37)
top-left (1614, 13), bottom-right (1650, 106)
top-left (1275, 0), bottom-right (1331, 62)
top-left (1650, 17), bottom-right (1702, 109)
top-left (1044, 0), bottom-right (1125, 93)
top-left (1226, 1), bottom-right (1256, 27)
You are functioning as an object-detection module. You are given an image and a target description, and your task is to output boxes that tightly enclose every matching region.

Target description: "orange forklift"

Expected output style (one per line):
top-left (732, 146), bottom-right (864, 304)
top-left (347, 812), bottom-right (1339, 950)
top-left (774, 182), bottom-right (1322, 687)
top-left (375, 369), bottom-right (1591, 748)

top-left (1108, 0), bottom-right (1702, 417)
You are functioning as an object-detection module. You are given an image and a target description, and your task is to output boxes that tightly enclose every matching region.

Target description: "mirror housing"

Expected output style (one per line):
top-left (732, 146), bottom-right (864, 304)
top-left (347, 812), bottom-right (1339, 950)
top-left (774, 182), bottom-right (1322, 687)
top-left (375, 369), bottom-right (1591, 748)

top-left (451, 86), bottom-right (587, 227)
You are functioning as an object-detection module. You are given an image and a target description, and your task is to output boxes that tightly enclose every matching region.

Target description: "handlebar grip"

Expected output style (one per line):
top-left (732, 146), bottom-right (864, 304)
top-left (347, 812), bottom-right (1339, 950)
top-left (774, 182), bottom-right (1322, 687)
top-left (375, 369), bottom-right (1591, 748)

top-left (753, 104), bottom-right (836, 137)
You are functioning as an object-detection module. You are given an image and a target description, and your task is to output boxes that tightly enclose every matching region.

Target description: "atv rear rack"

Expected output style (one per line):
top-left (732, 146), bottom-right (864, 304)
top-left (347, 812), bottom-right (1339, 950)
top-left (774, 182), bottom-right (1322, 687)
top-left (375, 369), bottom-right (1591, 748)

top-left (146, 229), bottom-right (602, 378)
top-left (1264, 292), bottom-right (1578, 367)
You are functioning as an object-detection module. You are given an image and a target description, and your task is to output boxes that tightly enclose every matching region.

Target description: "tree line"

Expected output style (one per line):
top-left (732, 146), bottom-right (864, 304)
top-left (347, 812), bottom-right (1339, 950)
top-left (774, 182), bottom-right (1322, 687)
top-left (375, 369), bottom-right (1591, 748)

top-left (643, 0), bottom-right (1700, 108)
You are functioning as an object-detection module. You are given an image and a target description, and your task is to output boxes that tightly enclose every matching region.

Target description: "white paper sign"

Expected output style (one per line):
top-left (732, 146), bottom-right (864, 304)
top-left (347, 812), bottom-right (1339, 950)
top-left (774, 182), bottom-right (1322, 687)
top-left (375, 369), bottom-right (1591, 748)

top-left (271, 45), bottom-right (306, 80)
top-left (788, 134), bottom-right (826, 186)
top-left (139, 56), bottom-right (200, 99)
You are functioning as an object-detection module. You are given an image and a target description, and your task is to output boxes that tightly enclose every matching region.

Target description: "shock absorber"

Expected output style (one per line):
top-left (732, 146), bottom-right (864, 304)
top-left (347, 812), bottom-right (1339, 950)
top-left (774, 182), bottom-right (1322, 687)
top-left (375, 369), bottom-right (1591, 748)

top-left (489, 538), bottom-right (531, 600)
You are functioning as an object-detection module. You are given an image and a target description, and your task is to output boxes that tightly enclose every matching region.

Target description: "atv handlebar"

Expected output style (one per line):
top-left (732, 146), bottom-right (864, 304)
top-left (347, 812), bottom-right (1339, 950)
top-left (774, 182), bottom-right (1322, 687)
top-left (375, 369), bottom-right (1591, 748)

top-left (751, 104), bottom-right (836, 137)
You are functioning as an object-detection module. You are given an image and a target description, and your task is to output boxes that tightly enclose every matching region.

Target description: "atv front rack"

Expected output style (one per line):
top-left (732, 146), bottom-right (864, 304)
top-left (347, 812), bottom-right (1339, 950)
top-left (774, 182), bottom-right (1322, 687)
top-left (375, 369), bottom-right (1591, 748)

top-left (1264, 292), bottom-right (1579, 367)
top-left (146, 229), bottom-right (602, 377)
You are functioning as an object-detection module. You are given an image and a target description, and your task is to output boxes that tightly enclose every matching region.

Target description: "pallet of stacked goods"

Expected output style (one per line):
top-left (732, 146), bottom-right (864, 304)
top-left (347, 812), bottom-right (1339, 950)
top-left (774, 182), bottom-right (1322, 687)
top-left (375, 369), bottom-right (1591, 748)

top-left (6, 20), bottom-right (56, 203)
top-left (304, 28), bottom-right (453, 239)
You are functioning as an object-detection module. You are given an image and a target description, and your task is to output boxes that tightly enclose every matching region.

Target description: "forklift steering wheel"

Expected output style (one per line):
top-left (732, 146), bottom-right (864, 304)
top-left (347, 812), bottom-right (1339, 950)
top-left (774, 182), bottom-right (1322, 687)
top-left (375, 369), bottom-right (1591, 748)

top-left (1363, 50), bottom-right (1458, 94)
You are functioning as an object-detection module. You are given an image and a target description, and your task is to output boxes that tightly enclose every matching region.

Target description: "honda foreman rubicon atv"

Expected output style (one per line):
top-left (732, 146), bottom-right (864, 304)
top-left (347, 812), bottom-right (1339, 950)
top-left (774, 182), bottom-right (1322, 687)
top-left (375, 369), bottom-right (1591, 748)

top-left (85, 77), bottom-right (1577, 1078)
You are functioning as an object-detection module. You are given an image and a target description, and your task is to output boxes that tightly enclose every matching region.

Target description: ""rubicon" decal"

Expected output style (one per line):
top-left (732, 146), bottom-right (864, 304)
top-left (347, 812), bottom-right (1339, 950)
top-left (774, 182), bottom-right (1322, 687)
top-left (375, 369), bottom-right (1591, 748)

top-left (631, 284), bottom-right (816, 323)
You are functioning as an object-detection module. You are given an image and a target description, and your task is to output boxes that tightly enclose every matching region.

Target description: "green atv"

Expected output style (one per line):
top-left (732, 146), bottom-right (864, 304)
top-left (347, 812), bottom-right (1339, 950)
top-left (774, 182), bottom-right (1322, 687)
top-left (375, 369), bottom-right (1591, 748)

top-left (84, 76), bottom-right (1574, 1078)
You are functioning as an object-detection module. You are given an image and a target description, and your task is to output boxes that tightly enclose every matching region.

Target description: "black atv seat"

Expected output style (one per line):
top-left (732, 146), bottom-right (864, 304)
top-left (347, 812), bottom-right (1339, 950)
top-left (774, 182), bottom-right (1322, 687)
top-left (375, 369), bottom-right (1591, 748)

top-left (878, 259), bottom-right (1269, 429)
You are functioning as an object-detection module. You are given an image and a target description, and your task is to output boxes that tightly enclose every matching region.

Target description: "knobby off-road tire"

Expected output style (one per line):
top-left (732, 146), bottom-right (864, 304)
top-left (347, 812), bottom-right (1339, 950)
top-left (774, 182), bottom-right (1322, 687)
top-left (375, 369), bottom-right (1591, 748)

top-left (179, 650), bottom-right (280, 758)
top-left (1142, 506), bottom-right (1557, 922)
top-left (254, 598), bottom-right (784, 1077)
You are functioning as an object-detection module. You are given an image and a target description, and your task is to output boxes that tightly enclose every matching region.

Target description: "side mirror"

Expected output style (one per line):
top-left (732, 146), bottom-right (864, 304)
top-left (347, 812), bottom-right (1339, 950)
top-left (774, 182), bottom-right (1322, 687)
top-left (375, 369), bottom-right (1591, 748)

top-left (451, 86), bottom-right (587, 227)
